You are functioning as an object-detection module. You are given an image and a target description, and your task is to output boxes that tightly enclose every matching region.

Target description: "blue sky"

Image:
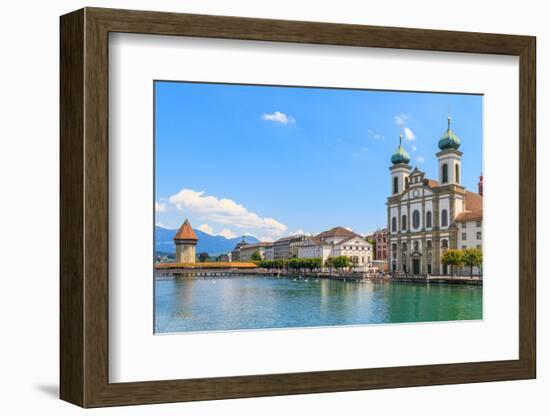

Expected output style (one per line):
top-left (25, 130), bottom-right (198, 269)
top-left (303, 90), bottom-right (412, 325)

top-left (155, 81), bottom-right (482, 241)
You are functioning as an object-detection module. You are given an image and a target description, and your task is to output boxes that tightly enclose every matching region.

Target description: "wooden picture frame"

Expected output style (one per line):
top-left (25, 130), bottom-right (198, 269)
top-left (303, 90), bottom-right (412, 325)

top-left (60, 7), bottom-right (536, 408)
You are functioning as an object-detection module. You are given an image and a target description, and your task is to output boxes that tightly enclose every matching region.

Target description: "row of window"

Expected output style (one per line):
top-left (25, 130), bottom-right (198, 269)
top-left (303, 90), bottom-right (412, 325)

top-left (441, 163), bottom-right (460, 184)
top-left (393, 176), bottom-right (423, 194)
top-left (461, 220), bottom-right (482, 228)
top-left (391, 209), bottom-right (448, 232)
top-left (392, 164), bottom-right (460, 196)
top-left (391, 239), bottom-right (448, 253)
top-left (462, 231), bottom-right (482, 240)
top-left (392, 238), bottom-right (482, 258)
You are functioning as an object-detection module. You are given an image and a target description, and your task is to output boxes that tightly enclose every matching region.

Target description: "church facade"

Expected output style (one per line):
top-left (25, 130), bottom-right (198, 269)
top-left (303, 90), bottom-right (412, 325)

top-left (387, 117), bottom-right (483, 276)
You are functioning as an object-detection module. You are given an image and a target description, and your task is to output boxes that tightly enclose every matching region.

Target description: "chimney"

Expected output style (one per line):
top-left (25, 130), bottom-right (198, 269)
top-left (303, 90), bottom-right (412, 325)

top-left (478, 174), bottom-right (483, 196)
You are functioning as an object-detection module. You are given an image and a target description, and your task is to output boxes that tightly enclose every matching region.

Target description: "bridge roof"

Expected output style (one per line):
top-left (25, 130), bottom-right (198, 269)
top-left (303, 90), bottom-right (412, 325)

top-left (155, 261), bottom-right (257, 270)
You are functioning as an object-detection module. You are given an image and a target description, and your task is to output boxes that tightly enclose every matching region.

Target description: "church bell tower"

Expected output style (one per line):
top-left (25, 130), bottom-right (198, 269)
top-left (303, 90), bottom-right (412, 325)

top-left (436, 117), bottom-right (462, 186)
top-left (389, 134), bottom-right (412, 195)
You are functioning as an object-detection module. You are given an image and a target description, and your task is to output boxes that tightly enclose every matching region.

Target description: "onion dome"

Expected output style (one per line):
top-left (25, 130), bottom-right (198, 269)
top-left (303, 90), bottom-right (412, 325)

top-left (391, 134), bottom-right (411, 165)
top-left (438, 116), bottom-right (461, 150)
top-left (174, 218), bottom-right (198, 241)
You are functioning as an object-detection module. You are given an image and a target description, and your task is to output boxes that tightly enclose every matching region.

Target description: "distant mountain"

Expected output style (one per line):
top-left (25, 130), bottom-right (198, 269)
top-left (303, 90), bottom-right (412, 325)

top-left (155, 225), bottom-right (259, 256)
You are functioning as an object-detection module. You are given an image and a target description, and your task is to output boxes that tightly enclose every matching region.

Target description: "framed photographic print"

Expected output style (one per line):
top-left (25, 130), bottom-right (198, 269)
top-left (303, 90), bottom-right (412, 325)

top-left (60, 7), bottom-right (536, 408)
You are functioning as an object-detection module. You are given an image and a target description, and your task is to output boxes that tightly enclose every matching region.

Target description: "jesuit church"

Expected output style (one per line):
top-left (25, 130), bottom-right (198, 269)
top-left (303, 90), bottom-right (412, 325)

top-left (387, 117), bottom-right (483, 276)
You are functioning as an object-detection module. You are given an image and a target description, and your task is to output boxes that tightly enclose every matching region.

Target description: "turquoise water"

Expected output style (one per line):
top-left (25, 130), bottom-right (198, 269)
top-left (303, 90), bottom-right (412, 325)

top-left (154, 275), bottom-right (483, 333)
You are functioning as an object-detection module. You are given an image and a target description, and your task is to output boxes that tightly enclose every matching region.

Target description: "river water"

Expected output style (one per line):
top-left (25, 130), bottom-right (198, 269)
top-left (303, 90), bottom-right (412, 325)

top-left (155, 275), bottom-right (482, 333)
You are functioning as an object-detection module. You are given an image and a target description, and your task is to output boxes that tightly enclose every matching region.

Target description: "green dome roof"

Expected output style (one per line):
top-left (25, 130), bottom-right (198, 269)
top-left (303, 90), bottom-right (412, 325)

top-left (391, 134), bottom-right (411, 164)
top-left (438, 116), bottom-right (461, 150)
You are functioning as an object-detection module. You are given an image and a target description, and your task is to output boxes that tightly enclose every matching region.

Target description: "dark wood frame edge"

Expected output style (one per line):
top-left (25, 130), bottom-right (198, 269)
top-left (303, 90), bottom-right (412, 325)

top-left (60, 7), bottom-right (536, 408)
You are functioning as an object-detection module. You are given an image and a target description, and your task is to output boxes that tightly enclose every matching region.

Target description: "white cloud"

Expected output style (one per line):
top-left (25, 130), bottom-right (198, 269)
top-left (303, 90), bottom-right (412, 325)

top-left (168, 189), bottom-right (288, 240)
top-left (262, 111), bottom-right (296, 125)
top-left (416, 156), bottom-right (425, 163)
top-left (403, 127), bottom-right (415, 141)
top-left (155, 201), bottom-right (167, 213)
top-left (218, 228), bottom-right (237, 239)
top-left (411, 144), bottom-right (417, 151)
top-left (394, 114), bottom-right (415, 141)
top-left (394, 114), bottom-right (410, 127)
top-left (360, 147), bottom-right (368, 152)
top-left (197, 223), bottom-right (214, 235)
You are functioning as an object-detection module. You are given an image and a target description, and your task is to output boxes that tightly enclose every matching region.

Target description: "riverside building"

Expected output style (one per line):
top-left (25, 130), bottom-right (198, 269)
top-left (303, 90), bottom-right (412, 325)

top-left (387, 117), bottom-right (483, 276)
top-left (238, 242), bottom-right (274, 261)
top-left (297, 226), bottom-right (373, 271)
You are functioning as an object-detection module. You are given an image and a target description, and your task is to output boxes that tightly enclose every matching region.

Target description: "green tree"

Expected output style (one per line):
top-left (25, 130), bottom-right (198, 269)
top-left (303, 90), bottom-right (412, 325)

top-left (325, 257), bottom-right (334, 274)
top-left (250, 250), bottom-right (262, 262)
top-left (441, 249), bottom-right (464, 276)
top-left (461, 248), bottom-right (483, 277)
top-left (312, 258), bottom-right (322, 272)
top-left (333, 256), bottom-right (351, 274)
top-left (198, 252), bottom-right (209, 262)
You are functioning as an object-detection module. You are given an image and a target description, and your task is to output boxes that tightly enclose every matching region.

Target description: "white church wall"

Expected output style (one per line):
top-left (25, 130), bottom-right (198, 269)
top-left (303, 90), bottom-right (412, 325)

top-left (410, 202), bottom-right (423, 231)
top-left (438, 196), bottom-right (450, 229)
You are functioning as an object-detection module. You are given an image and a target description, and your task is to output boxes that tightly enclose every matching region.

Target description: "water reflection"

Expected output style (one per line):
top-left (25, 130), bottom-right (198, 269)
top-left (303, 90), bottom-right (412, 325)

top-left (154, 275), bottom-right (482, 333)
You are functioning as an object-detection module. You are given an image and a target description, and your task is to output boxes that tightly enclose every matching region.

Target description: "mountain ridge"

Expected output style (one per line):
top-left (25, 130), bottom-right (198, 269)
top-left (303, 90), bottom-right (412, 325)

top-left (155, 225), bottom-right (259, 256)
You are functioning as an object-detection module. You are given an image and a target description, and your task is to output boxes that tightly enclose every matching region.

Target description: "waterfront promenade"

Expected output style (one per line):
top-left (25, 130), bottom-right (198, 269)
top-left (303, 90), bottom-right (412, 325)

top-left (155, 263), bottom-right (482, 285)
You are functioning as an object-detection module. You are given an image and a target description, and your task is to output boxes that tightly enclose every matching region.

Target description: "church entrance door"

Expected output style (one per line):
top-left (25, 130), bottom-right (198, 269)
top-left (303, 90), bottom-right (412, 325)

top-left (412, 259), bottom-right (420, 275)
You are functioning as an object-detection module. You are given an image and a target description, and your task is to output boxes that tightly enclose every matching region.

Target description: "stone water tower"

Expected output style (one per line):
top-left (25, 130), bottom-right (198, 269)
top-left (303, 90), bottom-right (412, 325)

top-left (173, 218), bottom-right (199, 263)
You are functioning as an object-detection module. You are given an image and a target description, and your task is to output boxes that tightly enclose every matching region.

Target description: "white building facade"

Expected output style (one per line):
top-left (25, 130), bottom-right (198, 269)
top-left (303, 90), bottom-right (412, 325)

top-left (297, 227), bottom-right (373, 271)
top-left (387, 118), bottom-right (483, 276)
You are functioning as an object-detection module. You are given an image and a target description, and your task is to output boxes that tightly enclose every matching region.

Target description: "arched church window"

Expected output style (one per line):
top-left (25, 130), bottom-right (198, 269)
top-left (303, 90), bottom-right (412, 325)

top-left (441, 239), bottom-right (448, 249)
top-left (442, 163), bottom-right (449, 183)
top-left (414, 241), bottom-right (419, 252)
top-left (391, 217), bottom-right (397, 232)
top-left (441, 209), bottom-right (448, 227)
top-left (426, 211), bottom-right (432, 228)
top-left (412, 210), bottom-right (420, 229)
top-left (402, 214), bottom-right (407, 230)
top-left (393, 177), bottom-right (398, 194)
top-left (455, 164), bottom-right (460, 183)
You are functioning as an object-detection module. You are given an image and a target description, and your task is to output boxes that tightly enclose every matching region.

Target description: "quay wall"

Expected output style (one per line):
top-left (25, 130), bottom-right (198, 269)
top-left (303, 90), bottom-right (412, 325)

top-left (155, 267), bottom-right (482, 285)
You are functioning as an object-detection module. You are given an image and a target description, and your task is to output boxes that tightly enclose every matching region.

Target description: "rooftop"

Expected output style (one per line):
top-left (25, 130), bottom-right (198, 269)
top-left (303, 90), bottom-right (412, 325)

top-left (273, 235), bottom-right (306, 244)
top-left (455, 210), bottom-right (483, 222)
top-left (465, 191), bottom-right (483, 212)
top-left (315, 226), bottom-right (360, 240)
top-left (173, 219), bottom-right (199, 241)
top-left (239, 242), bottom-right (274, 250)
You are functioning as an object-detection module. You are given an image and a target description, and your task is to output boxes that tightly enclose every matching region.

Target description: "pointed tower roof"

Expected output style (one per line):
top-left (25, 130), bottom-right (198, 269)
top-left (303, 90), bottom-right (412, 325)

top-left (391, 134), bottom-right (411, 165)
top-left (173, 218), bottom-right (198, 241)
top-left (438, 116), bottom-right (461, 150)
